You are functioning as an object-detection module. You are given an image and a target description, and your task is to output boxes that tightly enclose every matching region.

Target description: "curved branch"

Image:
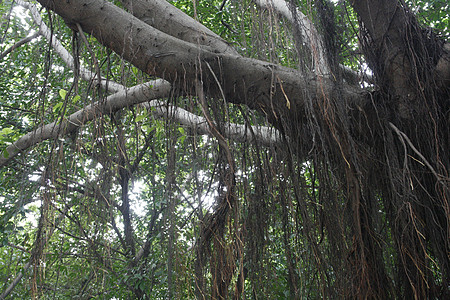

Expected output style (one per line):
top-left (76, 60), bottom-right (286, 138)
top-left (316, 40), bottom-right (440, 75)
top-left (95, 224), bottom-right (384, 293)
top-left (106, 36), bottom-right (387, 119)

top-left (35, 0), bottom-right (365, 124)
top-left (0, 80), bottom-right (281, 168)
top-left (0, 32), bottom-right (40, 60)
top-left (0, 80), bottom-right (171, 167)
top-left (145, 101), bottom-right (281, 146)
top-left (120, 0), bottom-right (238, 56)
top-left (2, 1), bottom-right (282, 169)
top-left (389, 122), bottom-right (448, 186)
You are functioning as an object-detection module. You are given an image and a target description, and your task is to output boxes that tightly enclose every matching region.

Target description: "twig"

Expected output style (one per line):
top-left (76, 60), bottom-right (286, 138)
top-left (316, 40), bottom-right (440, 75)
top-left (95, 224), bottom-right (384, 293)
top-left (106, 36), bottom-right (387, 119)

top-left (0, 262), bottom-right (32, 300)
top-left (0, 32), bottom-right (40, 60)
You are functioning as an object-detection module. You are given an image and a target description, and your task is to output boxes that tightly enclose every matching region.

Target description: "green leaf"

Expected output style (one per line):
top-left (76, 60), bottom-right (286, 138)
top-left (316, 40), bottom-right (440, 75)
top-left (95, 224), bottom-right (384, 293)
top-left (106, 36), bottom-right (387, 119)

top-left (0, 128), bottom-right (13, 137)
top-left (53, 101), bottom-right (63, 113)
top-left (2, 149), bottom-right (9, 159)
top-left (135, 114), bottom-right (147, 123)
top-left (59, 89), bottom-right (67, 99)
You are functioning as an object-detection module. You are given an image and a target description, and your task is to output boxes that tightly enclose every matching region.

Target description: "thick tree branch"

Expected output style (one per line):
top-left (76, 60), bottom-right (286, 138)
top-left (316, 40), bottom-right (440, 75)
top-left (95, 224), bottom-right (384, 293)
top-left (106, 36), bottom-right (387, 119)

top-left (1, 72), bottom-right (279, 169)
top-left (35, 0), bottom-right (365, 125)
top-left (1, 0), bottom-right (283, 168)
top-left (145, 101), bottom-right (281, 146)
top-left (0, 78), bottom-right (280, 168)
top-left (120, 0), bottom-right (238, 56)
top-left (0, 80), bottom-right (171, 167)
top-left (350, 0), bottom-right (431, 118)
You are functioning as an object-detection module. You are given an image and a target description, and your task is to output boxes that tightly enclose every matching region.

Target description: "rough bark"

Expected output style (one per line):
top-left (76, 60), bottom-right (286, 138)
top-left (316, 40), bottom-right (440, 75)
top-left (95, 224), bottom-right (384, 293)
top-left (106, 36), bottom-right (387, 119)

top-left (351, 0), bottom-right (413, 118)
top-left (351, 0), bottom-right (449, 117)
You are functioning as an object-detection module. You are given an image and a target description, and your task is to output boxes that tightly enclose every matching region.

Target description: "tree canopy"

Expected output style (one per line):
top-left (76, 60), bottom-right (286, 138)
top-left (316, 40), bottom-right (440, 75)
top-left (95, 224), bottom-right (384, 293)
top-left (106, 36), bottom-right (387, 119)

top-left (0, 0), bottom-right (448, 299)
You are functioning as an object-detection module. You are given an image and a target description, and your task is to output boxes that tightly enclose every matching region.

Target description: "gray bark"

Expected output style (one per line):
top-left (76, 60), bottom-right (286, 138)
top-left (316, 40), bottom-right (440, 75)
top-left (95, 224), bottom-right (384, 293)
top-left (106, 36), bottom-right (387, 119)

top-left (120, 0), bottom-right (238, 55)
top-left (35, 0), bottom-right (364, 125)
top-left (0, 80), bottom-right (170, 167)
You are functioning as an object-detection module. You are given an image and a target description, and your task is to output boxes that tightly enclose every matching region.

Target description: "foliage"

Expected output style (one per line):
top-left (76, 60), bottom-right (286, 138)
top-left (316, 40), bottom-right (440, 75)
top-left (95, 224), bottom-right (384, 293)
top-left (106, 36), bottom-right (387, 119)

top-left (0, 0), bottom-right (448, 299)
top-left (408, 0), bottom-right (449, 37)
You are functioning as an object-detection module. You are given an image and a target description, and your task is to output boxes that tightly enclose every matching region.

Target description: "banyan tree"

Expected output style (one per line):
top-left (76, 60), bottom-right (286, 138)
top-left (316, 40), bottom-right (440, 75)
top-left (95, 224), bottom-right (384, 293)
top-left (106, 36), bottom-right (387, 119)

top-left (0, 0), bottom-right (448, 298)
